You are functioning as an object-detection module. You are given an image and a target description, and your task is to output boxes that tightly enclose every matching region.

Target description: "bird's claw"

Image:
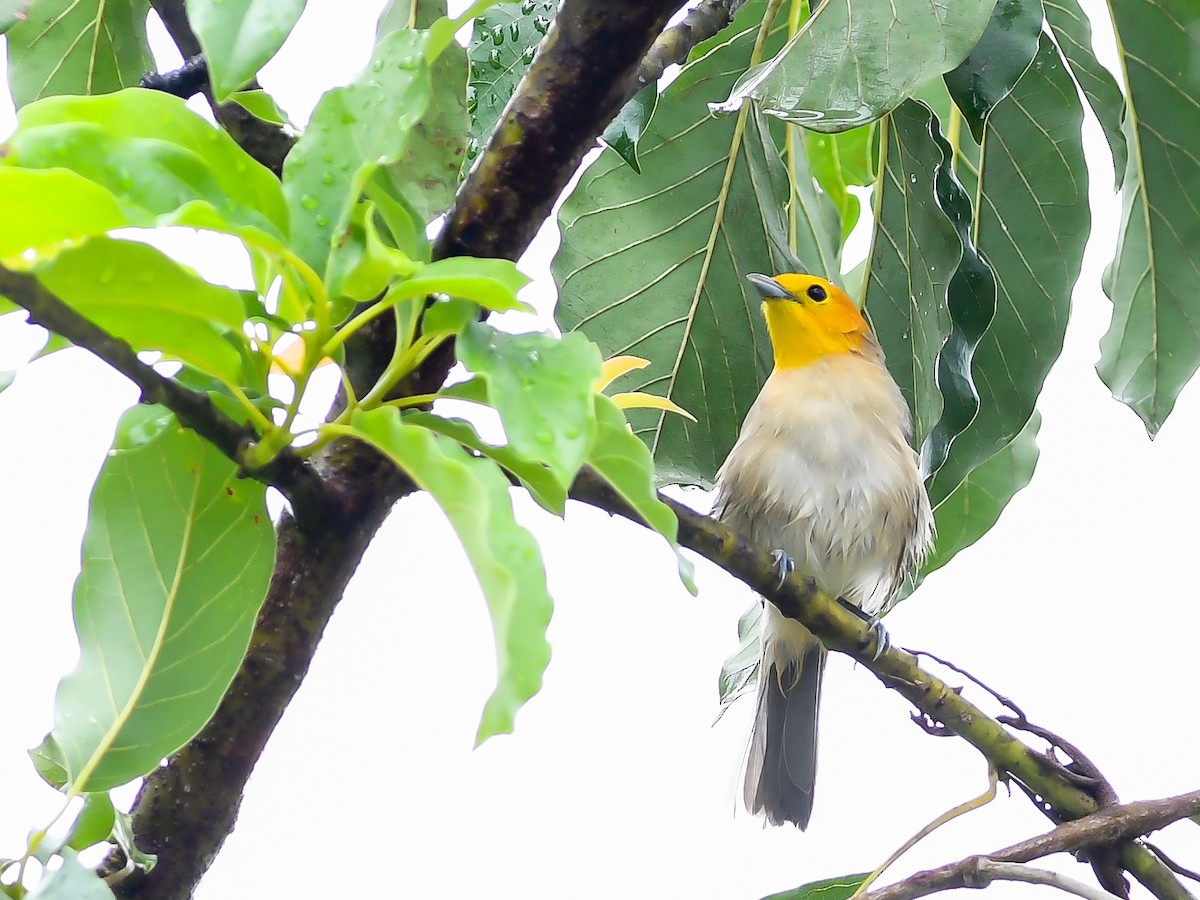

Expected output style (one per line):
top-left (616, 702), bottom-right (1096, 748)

top-left (835, 597), bottom-right (891, 661)
top-left (770, 549), bottom-right (795, 586)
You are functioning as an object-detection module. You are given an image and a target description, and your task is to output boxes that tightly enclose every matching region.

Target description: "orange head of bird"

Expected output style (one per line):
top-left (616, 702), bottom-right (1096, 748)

top-left (747, 272), bottom-right (873, 370)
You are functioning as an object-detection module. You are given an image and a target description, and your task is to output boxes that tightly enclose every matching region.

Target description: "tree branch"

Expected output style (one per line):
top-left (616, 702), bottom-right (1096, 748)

top-left (0, 265), bottom-right (330, 521)
top-left (567, 467), bottom-right (1193, 900)
top-left (859, 790), bottom-right (1200, 900)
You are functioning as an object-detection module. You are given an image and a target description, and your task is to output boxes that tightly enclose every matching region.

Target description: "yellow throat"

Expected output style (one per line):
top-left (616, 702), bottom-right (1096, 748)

top-left (749, 273), bottom-right (872, 370)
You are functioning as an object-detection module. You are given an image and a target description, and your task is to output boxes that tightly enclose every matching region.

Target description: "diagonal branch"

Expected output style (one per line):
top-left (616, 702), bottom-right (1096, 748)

top-left (0, 265), bottom-right (329, 519)
top-left (567, 467), bottom-right (1191, 900)
top-left (859, 790), bottom-right (1200, 900)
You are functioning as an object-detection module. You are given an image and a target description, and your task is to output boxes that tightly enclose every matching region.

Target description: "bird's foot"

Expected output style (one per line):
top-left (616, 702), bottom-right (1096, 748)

top-left (770, 549), bottom-right (795, 586)
top-left (836, 597), bottom-right (890, 661)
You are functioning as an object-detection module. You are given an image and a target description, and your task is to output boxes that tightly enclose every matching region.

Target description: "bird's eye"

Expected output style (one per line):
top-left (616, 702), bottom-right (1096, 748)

top-left (806, 284), bottom-right (828, 302)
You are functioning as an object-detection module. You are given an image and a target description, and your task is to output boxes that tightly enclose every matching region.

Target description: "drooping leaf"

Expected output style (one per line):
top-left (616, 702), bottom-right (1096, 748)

top-left (921, 410), bottom-right (1039, 577)
top-left (457, 322), bottom-right (600, 490)
top-left (6, 0), bottom-right (153, 108)
top-left (467, 0), bottom-right (557, 156)
top-left (1044, 0), bottom-right (1128, 189)
top-left (927, 35), bottom-right (1088, 504)
top-left (65, 792), bottom-right (116, 852)
top-left (186, 0), bottom-right (307, 102)
top-left (41, 411), bottom-right (275, 792)
top-left (282, 29), bottom-right (432, 277)
top-left (716, 600), bottom-right (761, 717)
top-left (347, 408), bottom-right (553, 744)
top-left (554, 1), bottom-right (811, 487)
top-left (1097, 1), bottom-right (1200, 435)
top-left (943, 0), bottom-right (1041, 142)
top-left (5, 90), bottom-right (289, 242)
top-left (805, 125), bottom-right (875, 243)
top-left (586, 395), bottom-right (695, 592)
top-left (716, 0), bottom-right (998, 131)
top-left (34, 237), bottom-right (247, 382)
top-left (601, 84), bottom-right (658, 174)
top-left (229, 89), bottom-right (293, 126)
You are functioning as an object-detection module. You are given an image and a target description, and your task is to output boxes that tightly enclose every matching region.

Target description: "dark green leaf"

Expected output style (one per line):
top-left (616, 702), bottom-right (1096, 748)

top-left (922, 410), bottom-right (1039, 576)
top-left (586, 395), bottom-right (695, 592)
top-left (716, 0), bottom-right (997, 131)
top-left (467, 0), bottom-right (557, 155)
top-left (34, 237), bottom-right (247, 382)
top-left (553, 1), bottom-right (805, 487)
top-left (457, 322), bottom-right (599, 489)
top-left (1097, 1), bottom-right (1200, 435)
top-left (600, 84), bottom-right (658, 174)
top-left (1044, 0), bottom-right (1128, 189)
top-left (943, 0), bottom-right (1041, 142)
top-left (47, 410), bottom-right (275, 792)
top-left (6, 0), bottom-right (153, 108)
top-left (282, 29), bottom-right (432, 277)
top-left (928, 36), bottom-right (1088, 505)
top-left (347, 408), bottom-right (553, 743)
top-left (187, 0), bottom-right (306, 102)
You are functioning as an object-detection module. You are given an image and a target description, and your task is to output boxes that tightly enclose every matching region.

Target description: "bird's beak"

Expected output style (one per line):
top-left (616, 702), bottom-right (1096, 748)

top-left (746, 273), bottom-right (792, 300)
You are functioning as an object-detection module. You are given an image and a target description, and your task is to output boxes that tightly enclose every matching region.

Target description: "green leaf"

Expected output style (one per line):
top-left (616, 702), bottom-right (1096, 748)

top-left (29, 734), bottom-right (68, 789)
top-left (26, 850), bottom-right (113, 899)
top-left (600, 84), bottom-right (658, 174)
top-left (65, 792), bottom-right (116, 851)
top-left (553, 1), bottom-right (807, 487)
top-left (6, 90), bottom-right (289, 241)
top-left (457, 322), bottom-right (600, 489)
top-left (376, 0), bottom-right (447, 35)
top-left (760, 873), bottom-right (870, 900)
top-left (404, 410), bottom-right (567, 515)
top-left (1044, 0), bottom-right (1128, 189)
top-left (1097, 1), bottom-right (1200, 435)
top-left (0, 169), bottom-right (127, 262)
top-left (928, 35), bottom-right (1088, 505)
top-left (398, 256), bottom-right (530, 311)
top-left (467, 0), bottom-right (556, 156)
top-left (187, 0), bottom-right (307, 102)
top-left (922, 410), bottom-right (1039, 577)
top-left (5, 0), bottom-right (153, 108)
top-left (587, 395), bottom-right (695, 593)
top-left (0, 0), bottom-right (27, 33)
top-left (378, 24), bottom-right (469, 222)
top-left (805, 125), bottom-right (875, 242)
top-left (943, 0), bottom-right (1041, 142)
top-left (110, 810), bottom-right (155, 871)
top-left (282, 29), bottom-right (432, 277)
top-left (44, 410), bottom-right (275, 792)
top-left (716, 0), bottom-right (998, 131)
top-left (347, 408), bottom-right (553, 743)
top-left (864, 100), bottom-right (966, 455)
top-left (230, 89), bottom-right (293, 126)
top-left (716, 600), bottom-right (761, 718)
top-left (34, 237), bottom-right (247, 382)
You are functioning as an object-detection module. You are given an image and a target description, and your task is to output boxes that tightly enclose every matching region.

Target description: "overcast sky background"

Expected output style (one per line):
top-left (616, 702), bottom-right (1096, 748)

top-left (2, 3), bottom-right (1198, 898)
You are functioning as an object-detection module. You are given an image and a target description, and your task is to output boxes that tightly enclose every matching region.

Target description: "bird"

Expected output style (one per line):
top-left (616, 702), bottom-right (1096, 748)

top-left (713, 272), bottom-right (933, 829)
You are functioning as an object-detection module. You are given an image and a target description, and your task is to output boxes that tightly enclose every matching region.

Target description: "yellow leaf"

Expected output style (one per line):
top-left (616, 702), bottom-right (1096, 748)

top-left (610, 391), bottom-right (696, 422)
top-left (593, 355), bottom-right (650, 392)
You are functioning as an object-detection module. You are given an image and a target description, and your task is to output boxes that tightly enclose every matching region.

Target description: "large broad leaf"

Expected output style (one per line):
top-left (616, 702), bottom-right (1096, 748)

top-left (0, 169), bottom-right (127, 262)
top-left (346, 408), bottom-right (553, 744)
top-left (457, 323), bottom-right (600, 491)
top-left (864, 100), bottom-right (975, 458)
top-left (927, 35), bottom-right (1088, 505)
top-left (554, 0), bottom-right (826, 487)
top-left (715, 0), bottom-right (998, 131)
top-left (942, 0), bottom-right (1041, 142)
top-left (4, 90), bottom-right (289, 243)
top-left (922, 411), bottom-right (1039, 577)
top-left (5, 0), bottom-right (153, 108)
top-left (282, 28), bottom-right (432, 278)
top-left (186, 0), bottom-right (308, 103)
top-left (33, 237), bottom-right (248, 382)
top-left (1043, 0), bottom-right (1128, 189)
top-left (1097, 2), bottom-right (1200, 435)
top-left (467, 0), bottom-right (557, 155)
top-left (39, 410), bottom-right (275, 793)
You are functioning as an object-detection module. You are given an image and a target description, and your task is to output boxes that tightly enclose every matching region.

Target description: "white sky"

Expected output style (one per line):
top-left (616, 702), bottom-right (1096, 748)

top-left (2, 3), bottom-right (1198, 899)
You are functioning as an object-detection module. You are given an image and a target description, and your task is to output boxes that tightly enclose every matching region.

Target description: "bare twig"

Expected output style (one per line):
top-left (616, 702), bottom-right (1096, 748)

top-left (962, 861), bottom-right (1119, 900)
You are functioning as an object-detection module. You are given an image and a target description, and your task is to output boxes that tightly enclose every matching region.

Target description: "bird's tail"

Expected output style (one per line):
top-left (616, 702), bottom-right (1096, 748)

top-left (743, 637), bottom-right (825, 829)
